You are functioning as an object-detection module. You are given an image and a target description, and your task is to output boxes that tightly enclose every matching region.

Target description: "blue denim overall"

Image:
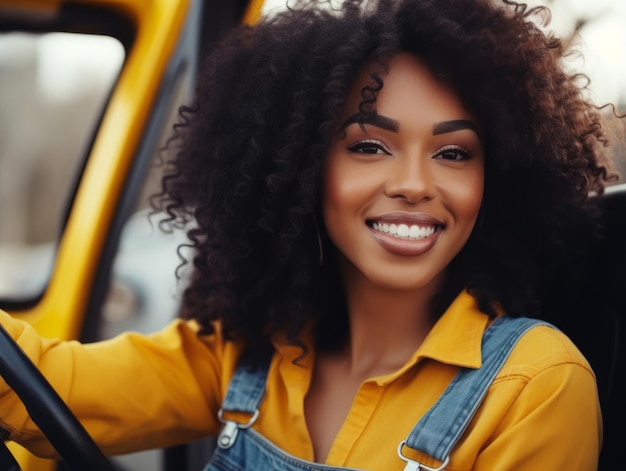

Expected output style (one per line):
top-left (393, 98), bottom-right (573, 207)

top-left (204, 316), bottom-right (550, 471)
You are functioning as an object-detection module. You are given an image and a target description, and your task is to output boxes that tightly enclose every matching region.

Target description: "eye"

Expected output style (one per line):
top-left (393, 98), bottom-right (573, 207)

top-left (433, 145), bottom-right (472, 161)
top-left (347, 139), bottom-right (391, 155)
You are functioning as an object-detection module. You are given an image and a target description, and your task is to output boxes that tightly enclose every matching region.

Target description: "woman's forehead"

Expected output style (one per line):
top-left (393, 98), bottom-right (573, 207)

top-left (339, 53), bottom-right (479, 130)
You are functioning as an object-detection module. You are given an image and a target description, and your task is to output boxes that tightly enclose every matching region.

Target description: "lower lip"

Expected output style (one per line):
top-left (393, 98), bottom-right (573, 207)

top-left (368, 226), bottom-right (441, 256)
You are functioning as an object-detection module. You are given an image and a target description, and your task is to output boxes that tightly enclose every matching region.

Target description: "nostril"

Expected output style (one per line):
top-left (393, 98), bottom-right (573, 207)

top-left (383, 168), bottom-right (436, 203)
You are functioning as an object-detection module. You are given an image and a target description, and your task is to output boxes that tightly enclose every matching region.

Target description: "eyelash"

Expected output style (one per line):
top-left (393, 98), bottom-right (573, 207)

top-left (346, 139), bottom-right (391, 155)
top-left (347, 140), bottom-right (473, 161)
top-left (433, 145), bottom-right (473, 161)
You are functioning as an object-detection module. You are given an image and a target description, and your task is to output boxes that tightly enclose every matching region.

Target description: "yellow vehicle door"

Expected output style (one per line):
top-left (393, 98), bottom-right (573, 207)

top-left (0, 0), bottom-right (264, 469)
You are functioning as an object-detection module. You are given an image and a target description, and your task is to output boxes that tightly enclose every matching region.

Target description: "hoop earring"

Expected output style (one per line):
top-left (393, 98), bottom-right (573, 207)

top-left (314, 218), bottom-right (324, 265)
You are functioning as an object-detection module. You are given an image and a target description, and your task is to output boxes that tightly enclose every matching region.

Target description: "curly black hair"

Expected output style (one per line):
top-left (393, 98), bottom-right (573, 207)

top-left (153, 0), bottom-right (616, 357)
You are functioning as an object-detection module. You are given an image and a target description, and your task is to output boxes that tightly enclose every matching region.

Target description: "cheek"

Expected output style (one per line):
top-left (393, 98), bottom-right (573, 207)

top-left (322, 155), bottom-right (376, 249)
top-left (461, 177), bottom-right (484, 219)
top-left (322, 171), bottom-right (355, 248)
top-left (463, 176), bottom-right (484, 226)
top-left (443, 167), bottom-right (484, 225)
top-left (324, 176), bottom-right (363, 212)
top-left (322, 156), bottom-right (366, 219)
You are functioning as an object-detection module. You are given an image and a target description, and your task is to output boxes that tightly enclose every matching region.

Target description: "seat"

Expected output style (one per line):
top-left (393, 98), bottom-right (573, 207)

top-left (549, 187), bottom-right (626, 470)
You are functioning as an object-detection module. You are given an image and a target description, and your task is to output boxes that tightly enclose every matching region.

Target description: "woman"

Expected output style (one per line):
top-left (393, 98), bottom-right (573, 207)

top-left (0, 0), bottom-right (614, 469)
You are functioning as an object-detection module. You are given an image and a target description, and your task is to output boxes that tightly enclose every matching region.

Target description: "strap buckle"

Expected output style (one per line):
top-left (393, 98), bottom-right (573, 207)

top-left (216, 408), bottom-right (260, 449)
top-left (397, 440), bottom-right (450, 471)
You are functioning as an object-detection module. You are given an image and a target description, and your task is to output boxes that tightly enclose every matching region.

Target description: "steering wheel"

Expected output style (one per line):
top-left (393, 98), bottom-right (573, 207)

top-left (0, 324), bottom-right (115, 471)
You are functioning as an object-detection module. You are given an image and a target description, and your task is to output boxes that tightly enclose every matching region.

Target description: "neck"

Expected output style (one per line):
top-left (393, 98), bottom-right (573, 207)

top-left (337, 263), bottom-right (442, 378)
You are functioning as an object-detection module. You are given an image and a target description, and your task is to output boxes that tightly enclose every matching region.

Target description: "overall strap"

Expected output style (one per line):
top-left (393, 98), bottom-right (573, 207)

top-left (217, 356), bottom-right (272, 449)
top-left (401, 316), bottom-right (551, 467)
top-left (221, 359), bottom-right (271, 414)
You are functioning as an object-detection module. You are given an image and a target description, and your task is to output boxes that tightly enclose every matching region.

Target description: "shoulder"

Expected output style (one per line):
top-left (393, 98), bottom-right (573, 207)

top-left (482, 320), bottom-right (600, 435)
top-left (471, 321), bottom-right (602, 470)
top-left (501, 321), bottom-right (594, 379)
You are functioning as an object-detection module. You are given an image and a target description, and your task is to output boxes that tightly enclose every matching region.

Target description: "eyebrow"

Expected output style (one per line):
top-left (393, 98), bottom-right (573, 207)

top-left (339, 114), bottom-right (480, 137)
top-left (433, 119), bottom-right (479, 136)
top-left (339, 113), bottom-right (399, 132)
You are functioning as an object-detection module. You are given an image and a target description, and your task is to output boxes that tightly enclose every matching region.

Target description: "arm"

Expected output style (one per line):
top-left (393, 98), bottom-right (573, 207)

top-left (0, 310), bottom-right (229, 457)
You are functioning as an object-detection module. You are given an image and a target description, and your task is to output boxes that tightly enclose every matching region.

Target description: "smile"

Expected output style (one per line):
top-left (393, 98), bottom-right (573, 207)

top-left (370, 222), bottom-right (438, 241)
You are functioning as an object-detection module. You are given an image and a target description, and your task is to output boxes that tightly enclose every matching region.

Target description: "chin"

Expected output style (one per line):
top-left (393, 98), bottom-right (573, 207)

top-left (364, 270), bottom-right (444, 293)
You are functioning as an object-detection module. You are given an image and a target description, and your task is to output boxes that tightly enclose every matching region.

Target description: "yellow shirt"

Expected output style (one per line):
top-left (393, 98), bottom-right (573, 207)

top-left (0, 291), bottom-right (601, 470)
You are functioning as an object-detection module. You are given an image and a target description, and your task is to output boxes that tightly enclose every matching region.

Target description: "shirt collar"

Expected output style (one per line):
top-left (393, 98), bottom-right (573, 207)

top-left (368, 290), bottom-right (488, 386)
top-left (415, 290), bottom-right (489, 369)
top-left (273, 290), bottom-right (489, 377)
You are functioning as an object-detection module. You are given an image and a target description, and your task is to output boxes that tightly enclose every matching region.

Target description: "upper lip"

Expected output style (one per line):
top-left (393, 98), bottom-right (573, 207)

top-left (367, 212), bottom-right (445, 227)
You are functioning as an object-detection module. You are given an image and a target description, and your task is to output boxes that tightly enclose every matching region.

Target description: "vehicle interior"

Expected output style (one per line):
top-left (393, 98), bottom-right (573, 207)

top-left (0, 0), bottom-right (624, 469)
top-left (554, 184), bottom-right (626, 470)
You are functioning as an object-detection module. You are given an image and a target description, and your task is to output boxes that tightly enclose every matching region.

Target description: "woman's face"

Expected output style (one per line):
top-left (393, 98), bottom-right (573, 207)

top-left (323, 53), bottom-right (484, 292)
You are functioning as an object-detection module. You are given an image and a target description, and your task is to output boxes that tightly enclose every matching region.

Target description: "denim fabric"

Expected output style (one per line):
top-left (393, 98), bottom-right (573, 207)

top-left (404, 317), bottom-right (551, 462)
top-left (220, 362), bottom-right (270, 414)
top-left (206, 428), bottom-right (361, 471)
top-left (204, 316), bottom-right (550, 471)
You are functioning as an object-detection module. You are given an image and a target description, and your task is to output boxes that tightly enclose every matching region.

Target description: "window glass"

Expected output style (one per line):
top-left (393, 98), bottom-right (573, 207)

top-left (95, 57), bottom-right (194, 342)
top-left (97, 156), bottom-right (193, 341)
top-left (536, 0), bottom-right (626, 182)
top-left (0, 31), bottom-right (124, 301)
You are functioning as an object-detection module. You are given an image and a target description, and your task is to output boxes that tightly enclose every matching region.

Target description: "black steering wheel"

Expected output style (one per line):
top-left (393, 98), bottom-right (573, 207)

top-left (0, 324), bottom-right (115, 471)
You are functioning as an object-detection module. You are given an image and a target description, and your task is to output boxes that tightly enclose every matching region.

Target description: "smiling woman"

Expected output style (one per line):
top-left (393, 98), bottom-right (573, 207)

top-left (0, 0), bottom-right (619, 470)
top-left (324, 54), bottom-right (484, 298)
top-left (314, 55), bottom-right (486, 458)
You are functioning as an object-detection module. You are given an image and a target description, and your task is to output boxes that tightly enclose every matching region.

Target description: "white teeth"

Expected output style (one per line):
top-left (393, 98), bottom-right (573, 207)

top-left (397, 224), bottom-right (409, 237)
top-left (371, 222), bottom-right (437, 240)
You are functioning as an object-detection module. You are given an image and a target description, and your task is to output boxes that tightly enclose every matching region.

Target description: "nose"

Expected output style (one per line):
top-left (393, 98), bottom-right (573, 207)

top-left (384, 156), bottom-right (435, 204)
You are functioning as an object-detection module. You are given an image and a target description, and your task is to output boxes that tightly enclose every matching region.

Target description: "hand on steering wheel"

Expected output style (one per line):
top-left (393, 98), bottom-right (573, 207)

top-left (0, 324), bottom-right (115, 471)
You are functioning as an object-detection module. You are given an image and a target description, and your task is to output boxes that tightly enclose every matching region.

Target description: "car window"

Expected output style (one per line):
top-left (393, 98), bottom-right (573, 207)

top-left (96, 87), bottom-right (194, 341)
top-left (0, 31), bottom-right (124, 304)
top-left (543, 0), bottom-right (626, 182)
